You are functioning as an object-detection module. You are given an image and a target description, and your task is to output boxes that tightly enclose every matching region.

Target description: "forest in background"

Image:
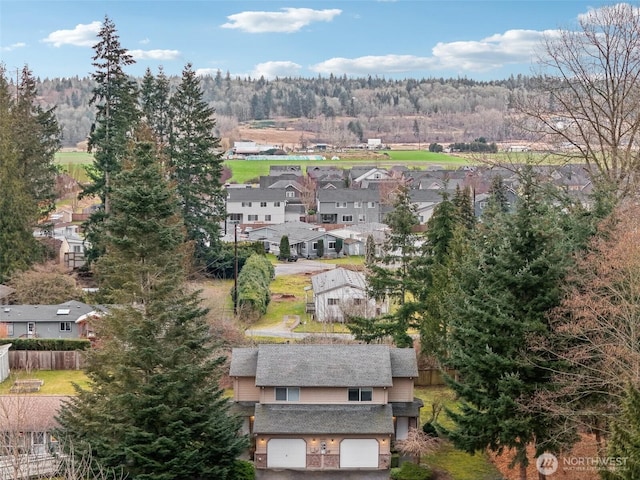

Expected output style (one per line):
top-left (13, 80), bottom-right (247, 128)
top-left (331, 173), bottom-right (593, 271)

top-left (29, 73), bottom-right (538, 149)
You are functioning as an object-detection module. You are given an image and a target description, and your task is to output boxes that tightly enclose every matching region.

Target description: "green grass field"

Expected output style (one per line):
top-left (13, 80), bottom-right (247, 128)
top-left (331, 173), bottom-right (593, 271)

top-left (54, 150), bottom-right (473, 184)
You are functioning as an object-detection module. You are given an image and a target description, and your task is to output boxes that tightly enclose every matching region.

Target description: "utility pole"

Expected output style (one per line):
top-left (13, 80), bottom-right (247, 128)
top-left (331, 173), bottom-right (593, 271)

top-left (233, 225), bottom-right (238, 315)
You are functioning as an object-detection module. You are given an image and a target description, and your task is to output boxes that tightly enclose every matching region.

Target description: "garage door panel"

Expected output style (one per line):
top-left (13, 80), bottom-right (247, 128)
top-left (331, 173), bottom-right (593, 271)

top-left (340, 439), bottom-right (379, 468)
top-left (267, 438), bottom-right (306, 468)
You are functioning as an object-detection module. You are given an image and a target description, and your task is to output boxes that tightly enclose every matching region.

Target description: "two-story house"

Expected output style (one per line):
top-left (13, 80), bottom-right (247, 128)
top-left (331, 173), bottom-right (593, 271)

top-left (226, 188), bottom-right (288, 226)
top-left (229, 344), bottom-right (422, 479)
top-left (316, 188), bottom-right (382, 225)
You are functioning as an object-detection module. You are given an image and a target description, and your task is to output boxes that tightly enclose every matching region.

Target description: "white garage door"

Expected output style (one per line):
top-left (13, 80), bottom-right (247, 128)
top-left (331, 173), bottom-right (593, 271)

top-left (267, 438), bottom-right (306, 468)
top-left (340, 439), bottom-right (379, 468)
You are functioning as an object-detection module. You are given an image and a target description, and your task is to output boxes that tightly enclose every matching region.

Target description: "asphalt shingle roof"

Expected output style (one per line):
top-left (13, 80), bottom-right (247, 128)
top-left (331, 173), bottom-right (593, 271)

top-left (389, 348), bottom-right (419, 377)
top-left (255, 344), bottom-right (394, 387)
top-left (229, 348), bottom-right (259, 377)
top-left (0, 301), bottom-right (97, 323)
top-left (253, 403), bottom-right (394, 434)
top-left (311, 267), bottom-right (366, 295)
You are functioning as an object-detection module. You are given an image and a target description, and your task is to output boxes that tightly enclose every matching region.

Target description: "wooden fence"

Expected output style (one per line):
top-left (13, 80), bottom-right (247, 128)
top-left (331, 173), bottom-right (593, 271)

top-left (8, 351), bottom-right (85, 370)
top-left (416, 368), bottom-right (457, 387)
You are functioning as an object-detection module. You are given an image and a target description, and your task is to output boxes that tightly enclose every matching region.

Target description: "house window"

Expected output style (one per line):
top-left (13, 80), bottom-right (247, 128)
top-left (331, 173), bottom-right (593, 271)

top-left (275, 387), bottom-right (300, 402)
top-left (260, 202), bottom-right (267, 207)
top-left (247, 215), bottom-right (258, 221)
top-left (353, 298), bottom-right (363, 305)
top-left (358, 214), bottom-right (366, 222)
top-left (242, 201), bottom-right (252, 207)
top-left (274, 201), bottom-right (281, 207)
top-left (229, 213), bottom-right (242, 222)
top-left (312, 242), bottom-right (318, 250)
top-left (368, 202), bottom-right (376, 208)
top-left (328, 241), bottom-right (336, 249)
top-left (341, 215), bottom-right (353, 222)
top-left (265, 215), bottom-right (272, 221)
top-left (354, 201), bottom-right (362, 208)
top-left (73, 245), bottom-right (82, 253)
top-left (336, 202), bottom-right (347, 208)
top-left (60, 322), bottom-right (71, 332)
top-left (348, 388), bottom-right (373, 402)
top-left (286, 191), bottom-right (295, 198)
top-left (328, 298), bottom-right (339, 306)
top-left (6, 323), bottom-right (13, 337)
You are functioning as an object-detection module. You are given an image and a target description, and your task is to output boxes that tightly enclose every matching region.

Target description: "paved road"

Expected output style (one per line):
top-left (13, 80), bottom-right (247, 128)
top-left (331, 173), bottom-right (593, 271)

top-left (273, 258), bottom-right (336, 276)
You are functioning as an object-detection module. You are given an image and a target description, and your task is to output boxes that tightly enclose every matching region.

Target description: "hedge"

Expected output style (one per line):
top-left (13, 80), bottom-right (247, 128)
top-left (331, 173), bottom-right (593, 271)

top-left (235, 254), bottom-right (274, 318)
top-left (0, 338), bottom-right (91, 351)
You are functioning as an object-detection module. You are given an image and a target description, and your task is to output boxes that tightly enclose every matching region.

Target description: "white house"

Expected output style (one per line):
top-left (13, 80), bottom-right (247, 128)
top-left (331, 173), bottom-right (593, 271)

top-left (310, 268), bottom-right (387, 322)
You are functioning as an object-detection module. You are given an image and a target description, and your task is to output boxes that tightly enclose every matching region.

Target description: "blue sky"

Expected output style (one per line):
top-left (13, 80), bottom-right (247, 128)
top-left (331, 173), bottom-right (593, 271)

top-left (0, 1), bottom-right (624, 81)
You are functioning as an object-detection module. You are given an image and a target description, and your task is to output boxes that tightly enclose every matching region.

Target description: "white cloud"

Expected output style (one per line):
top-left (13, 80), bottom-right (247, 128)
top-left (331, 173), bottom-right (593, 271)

top-left (311, 28), bottom-right (554, 76)
top-left (431, 29), bottom-right (549, 71)
top-left (251, 61), bottom-right (302, 79)
top-left (139, 38), bottom-right (150, 45)
top-left (42, 21), bottom-right (101, 47)
top-left (1, 42), bottom-right (26, 52)
top-left (311, 54), bottom-right (435, 76)
top-left (129, 49), bottom-right (181, 61)
top-left (221, 7), bottom-right (341, 33)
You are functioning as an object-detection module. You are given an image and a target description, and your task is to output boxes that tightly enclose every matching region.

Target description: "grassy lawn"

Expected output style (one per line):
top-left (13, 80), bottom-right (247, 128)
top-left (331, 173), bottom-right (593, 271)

top-left (415, 386), bottom-right (503, 480)
top-left (0, 370), bottom-right (90, 395)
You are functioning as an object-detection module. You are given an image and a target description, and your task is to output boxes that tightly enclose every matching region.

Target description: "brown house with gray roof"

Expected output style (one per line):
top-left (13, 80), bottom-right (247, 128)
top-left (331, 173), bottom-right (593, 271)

top-left (229, 344), bottom-right (422, 479)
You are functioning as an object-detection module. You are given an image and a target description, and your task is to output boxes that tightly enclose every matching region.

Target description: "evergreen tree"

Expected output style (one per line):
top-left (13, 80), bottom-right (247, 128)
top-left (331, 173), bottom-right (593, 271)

top-left (168, 63), bottom-right (225, 263)
top-left (140, 67), bottom-right (171, 146)
top-left (418, 190), bottom-right (474, 360)
top-left (82, 15), bottom-right (139, 262)
top-left (443, 169), bottom-right (575, 480)
top-left (13, 66), bottom-right (61, 218)
top-left (349, 186), bottom-right (422, 347)
top-left (603, 385), bottom-right (640, 480)
top-left (279, 235), bottom-right (291, 260)
top-left (57, 131), bottom-right (247, 480)
top-left (0, 66), bottom-right (60, 282)
top-left (452, 184), bottom-right (476, 231)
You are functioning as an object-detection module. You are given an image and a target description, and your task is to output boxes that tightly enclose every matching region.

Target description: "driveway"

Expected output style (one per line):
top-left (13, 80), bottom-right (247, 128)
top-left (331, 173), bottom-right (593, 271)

top-left (274, 258), bottom-right (336, 276)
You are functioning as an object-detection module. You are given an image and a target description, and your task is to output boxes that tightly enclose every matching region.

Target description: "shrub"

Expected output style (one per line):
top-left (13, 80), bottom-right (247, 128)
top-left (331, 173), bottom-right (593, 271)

top-left (390, 462), bottom-right (433, 480)
top-left (229, 459), bottom-right (255, 480)
top-left (0, 338), bottom-right (91, 351)
top-left (422, 422), bottom-right (439, 437)
top-left (236, 254), bottom-right (274, 319)
top-left (317, 239), bottom-right (324, 258)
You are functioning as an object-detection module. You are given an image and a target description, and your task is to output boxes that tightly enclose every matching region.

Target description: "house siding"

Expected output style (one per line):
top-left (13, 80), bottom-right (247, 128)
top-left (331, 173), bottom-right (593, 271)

top-left (388, 378), bottom-right (414, 402)
top-left (260, 387), bottom-right (386, 404)
top-left (235, 377), bottom-right (261, 402)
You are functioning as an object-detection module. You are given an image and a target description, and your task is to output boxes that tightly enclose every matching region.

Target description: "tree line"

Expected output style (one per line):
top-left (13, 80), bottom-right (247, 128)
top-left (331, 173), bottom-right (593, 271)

top-left (33, 68), bottom-right (538, 148)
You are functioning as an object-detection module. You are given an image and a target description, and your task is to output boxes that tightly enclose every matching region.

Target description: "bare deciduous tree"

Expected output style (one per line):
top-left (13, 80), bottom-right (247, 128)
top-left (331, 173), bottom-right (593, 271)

top-left (522, 3), bottom-right (640, 198)
top-left (532, 203), bottom-right (640, 450)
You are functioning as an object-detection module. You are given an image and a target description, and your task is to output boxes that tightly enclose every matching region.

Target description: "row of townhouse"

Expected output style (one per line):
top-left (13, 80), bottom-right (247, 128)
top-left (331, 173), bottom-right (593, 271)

top-left (225, 163), bottom-right (594, 231)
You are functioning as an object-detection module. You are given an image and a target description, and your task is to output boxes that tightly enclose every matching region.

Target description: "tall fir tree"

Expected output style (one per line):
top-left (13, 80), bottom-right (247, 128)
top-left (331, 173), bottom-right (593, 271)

top-left (443, 169), bottom-right (576, 480)
top-left (12, 66), bottom-right (61, 219)
top-left (349, 186), bottom-right (422, 347)
top-left (168, 63), bottom-right (225, 264)
top-left (140, 66), bottom-right (171, 147)
top-left (0, 66), bottom-right (60, 282)
top-left (57, 130), bottom-right (247, 480)
top-left (418, 190), bottom-right (474, 361)
top-left (81, 16), bottom-right (139, 263)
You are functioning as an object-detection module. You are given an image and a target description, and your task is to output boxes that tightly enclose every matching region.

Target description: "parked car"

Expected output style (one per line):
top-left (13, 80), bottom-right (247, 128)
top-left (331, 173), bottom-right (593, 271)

top-left (277, 254), bottom-right (298, 262)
